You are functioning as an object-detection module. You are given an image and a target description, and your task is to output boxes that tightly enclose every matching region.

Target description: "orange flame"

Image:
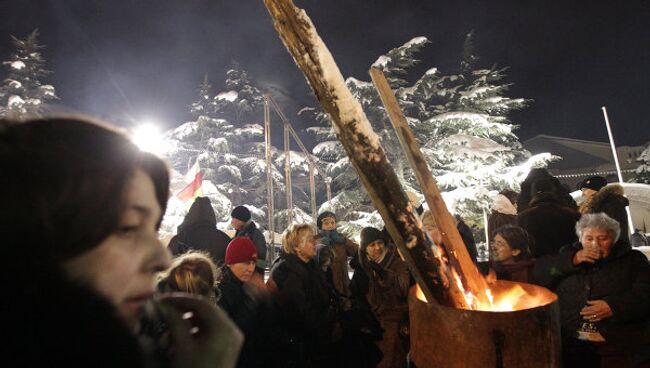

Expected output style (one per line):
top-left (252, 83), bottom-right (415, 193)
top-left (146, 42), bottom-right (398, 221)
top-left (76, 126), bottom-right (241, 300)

top-left (444, 269), bottom-right (554, 312)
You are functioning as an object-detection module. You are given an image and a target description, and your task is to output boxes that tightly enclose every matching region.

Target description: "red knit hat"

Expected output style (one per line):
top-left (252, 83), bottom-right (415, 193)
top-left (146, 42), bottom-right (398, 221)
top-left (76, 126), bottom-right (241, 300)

top-left (225, 237), bottom-right (258, 265)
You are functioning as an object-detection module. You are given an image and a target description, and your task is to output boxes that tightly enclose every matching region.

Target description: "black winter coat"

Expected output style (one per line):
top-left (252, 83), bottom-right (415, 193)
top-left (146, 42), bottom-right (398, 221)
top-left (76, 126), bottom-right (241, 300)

top-left (534, 240), bottom-right (650, 363)
top-left (517, 194), bottom-right (581, 257)
top-left (268, 253), bottom-right (337, 367)
top-left (169, 197), bottom-right (230, 265)
top-left (217, 267), bottom-right (275, 368)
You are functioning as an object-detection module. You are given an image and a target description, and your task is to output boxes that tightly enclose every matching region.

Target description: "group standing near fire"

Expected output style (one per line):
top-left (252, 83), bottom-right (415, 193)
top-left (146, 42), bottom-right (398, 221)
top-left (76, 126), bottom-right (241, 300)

top-left (4, 116), bottom-right (650, 367)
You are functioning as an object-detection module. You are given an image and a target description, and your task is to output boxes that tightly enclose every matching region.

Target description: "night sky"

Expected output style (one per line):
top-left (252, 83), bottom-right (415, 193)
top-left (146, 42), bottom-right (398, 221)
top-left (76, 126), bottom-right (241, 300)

top-left (1, 0), bottom-right (648, 146)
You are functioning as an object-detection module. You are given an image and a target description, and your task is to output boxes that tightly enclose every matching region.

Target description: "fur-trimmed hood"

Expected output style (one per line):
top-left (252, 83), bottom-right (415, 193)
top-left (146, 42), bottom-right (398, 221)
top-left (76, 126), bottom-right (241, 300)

top-left (579, 184), bottom-right (629, 214)
top-left (491, 194), bottom-right (517, 215)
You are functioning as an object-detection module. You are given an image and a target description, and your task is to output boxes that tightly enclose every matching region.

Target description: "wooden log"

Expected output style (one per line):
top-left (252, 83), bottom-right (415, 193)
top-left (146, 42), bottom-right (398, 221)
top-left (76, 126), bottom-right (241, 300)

top-left (369, 67), bottom-right (491, 307)
top-left (262, 0), bottom-right (465, 307)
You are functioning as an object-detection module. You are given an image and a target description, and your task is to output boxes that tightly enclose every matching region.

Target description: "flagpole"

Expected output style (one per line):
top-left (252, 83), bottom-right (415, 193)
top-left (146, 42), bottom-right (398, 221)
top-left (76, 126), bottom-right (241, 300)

top-left (602, 106), bottom-right (634, 235)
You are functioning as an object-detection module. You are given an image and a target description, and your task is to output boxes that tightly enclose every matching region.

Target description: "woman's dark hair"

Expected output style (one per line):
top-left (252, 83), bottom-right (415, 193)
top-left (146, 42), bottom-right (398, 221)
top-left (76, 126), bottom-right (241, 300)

top-left (493, 225), bottom-right (532, 261)
top-left (0, 116), bottom-right (170, 268)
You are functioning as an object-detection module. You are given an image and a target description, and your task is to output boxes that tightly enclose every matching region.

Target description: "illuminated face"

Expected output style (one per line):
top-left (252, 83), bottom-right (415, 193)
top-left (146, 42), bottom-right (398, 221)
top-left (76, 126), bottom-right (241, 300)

top-left (366, 239), bottom-right (387, 262)
top-left (63, 170), bottom-right (171, 331)
top-left (321, 216), bottom-right (336, 231)
top-left (231, 217), bottom-right (246, 231)
top-left (581, 188), bottom-right (597, 199)
top-left (228, 260), bottom-right (256, 283)
top-left (296, 232), bottom-right (318, 261)
top-left (580, 227), bottom-right (614, 258)
top-left (492, 233), bottom-right (519, 264)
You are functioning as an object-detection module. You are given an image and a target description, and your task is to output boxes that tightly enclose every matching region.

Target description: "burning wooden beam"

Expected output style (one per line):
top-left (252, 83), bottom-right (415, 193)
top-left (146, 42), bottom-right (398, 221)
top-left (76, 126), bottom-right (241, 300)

top-left (369, 67), bottom-right (491, 307)
top-left (263, 0), bottom-right (466, 307)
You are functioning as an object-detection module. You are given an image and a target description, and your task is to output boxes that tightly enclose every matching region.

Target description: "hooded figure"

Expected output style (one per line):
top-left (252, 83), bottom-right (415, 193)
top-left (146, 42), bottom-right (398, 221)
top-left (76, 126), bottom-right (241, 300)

top-left (517, 179), bottom-right (581, 257)
top-left (169, 197), bottom-right (231, 265)
top-left (579, 177), bottom-right (631, 244)
top-left (517, 168), bottom-right (577, 213)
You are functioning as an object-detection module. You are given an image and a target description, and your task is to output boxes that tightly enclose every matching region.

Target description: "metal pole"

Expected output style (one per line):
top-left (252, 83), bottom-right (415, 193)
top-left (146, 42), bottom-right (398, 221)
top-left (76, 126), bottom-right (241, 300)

top-left (309, 162), bottom-right (317, 221)
top-left (264, 96), bottom-right (275, 261)
top-left (602, 106), bottom-right (635, 234)
top-left (284, 124), bottom-right (293, 225)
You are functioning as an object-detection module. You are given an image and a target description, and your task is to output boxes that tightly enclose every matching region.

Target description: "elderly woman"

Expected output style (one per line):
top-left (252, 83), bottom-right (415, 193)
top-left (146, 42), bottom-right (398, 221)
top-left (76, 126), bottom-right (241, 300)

top-left (2, 117), bottom-right (242, 368)
top-left (268, 223), bottom-right (338, 367)
top-left (356, 226), bottom-right (411, 368)
top-left (534, 213), bottom-right (650, 367)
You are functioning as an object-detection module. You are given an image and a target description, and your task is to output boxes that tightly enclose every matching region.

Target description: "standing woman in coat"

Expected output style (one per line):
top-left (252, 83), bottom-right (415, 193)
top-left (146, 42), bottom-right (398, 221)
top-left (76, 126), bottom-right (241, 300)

top-left (357, 227), bottom-right (411, 368)
top-left (1, 117), bottom-right (242, 368)
top-left (268, 223), bottom-right (338, 368)
top-left (218, 237), bottom-right (275, 368)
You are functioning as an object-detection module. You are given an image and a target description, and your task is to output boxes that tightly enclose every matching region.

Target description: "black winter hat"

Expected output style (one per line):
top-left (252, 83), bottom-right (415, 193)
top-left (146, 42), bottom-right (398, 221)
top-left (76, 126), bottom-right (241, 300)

top-left (231, 205), bottom-right (251, 222)
top-left (317, 211), bottom-right (336, 229)
top-left (579, 176), bottom-right (607, 192)
top-left (360, 227), bottom-right (385, 250)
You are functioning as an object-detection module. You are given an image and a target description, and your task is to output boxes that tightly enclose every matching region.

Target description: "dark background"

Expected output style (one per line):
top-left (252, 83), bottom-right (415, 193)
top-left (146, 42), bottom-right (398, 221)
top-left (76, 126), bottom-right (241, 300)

top-left (1, 0), bottom-right (648, 146)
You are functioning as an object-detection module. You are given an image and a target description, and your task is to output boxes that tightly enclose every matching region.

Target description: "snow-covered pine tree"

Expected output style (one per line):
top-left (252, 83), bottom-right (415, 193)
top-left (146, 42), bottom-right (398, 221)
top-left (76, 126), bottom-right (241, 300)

top-left (162, 68), bottom-right (285, 233)
top-left (212, 61), bottom-right (265, 125)
top-left (413, 31), bottom-right (554, 224)
top-left (0, 29), bottom-right (57, 118)
top-left (635, 143), bottom-right (650, 184)
top-left (190, 74), bottom-right (213, 119)
top-left (305, 34), bottom-right (554, 238)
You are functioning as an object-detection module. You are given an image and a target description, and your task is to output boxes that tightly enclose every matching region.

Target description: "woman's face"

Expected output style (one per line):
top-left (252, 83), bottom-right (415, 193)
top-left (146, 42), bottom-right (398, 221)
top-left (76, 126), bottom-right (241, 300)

top-left (580, 227), bottom-right (614, 258)
top-left (296, 231), bottom-right (318, 261)
top-left (228, 260), bottom-right (256, 283)
top-left (63, 169), bottom-right (171, 330)
top-left (366, 239), bottom-right (386, 262)
top-left (321, 217), bottom-right (336, 231)
top-left (492, 233), bottom-right (519, 263)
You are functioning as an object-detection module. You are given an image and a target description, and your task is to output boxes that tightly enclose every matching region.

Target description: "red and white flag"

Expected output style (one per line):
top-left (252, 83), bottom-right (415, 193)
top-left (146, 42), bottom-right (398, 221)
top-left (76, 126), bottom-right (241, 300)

top-left (176, 160), bottom-right (203, 201)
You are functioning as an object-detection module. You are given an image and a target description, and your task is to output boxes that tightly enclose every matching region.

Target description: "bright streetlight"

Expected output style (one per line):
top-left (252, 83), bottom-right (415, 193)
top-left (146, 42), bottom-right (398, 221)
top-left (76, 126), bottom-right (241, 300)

top-left (131, 121), bottom-right (168, 155)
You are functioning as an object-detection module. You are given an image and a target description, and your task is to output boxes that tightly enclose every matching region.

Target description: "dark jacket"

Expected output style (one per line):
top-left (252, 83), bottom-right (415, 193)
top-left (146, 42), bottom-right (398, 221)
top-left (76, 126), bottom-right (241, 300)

top-left (236, 221), bottom-right (267, 270)
top-left (457, 218), bottom-right (478, 263)
top-left (319, 229), bottom-right (358, 296)
top-left (534, 240), bottom-right (650, 363)
top-left (268, 253), bottom-right (337, 367)
top-left (6, 270), bottom-right (143, 368)
top-left (580, 184), bottom-right (631, 244)
top-left (168, 197), bottom-right (231, 265)
top-left (217, 267), bottom-right (275, 368)
top-left (358, 245), bottom-right (411, 323)
top-left (517, 193), bottom-right (581, 257)
top-left (517, 168), bottom-right (577, 213)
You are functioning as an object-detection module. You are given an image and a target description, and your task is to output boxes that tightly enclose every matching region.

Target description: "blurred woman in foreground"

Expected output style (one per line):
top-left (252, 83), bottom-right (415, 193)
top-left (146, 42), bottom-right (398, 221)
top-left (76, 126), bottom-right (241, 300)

top-left (1, 116), bottom-right (242, 368)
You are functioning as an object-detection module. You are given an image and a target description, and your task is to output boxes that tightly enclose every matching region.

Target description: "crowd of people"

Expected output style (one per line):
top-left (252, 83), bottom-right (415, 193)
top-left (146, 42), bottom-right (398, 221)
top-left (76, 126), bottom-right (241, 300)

top-left (3, 115), bottom-right (650, 367)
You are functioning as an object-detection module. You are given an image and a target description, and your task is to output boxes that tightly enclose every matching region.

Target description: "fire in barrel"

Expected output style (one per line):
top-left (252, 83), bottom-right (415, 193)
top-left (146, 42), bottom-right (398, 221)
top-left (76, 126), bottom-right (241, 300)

top-left (262, 1), bottom-right (562, 367)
